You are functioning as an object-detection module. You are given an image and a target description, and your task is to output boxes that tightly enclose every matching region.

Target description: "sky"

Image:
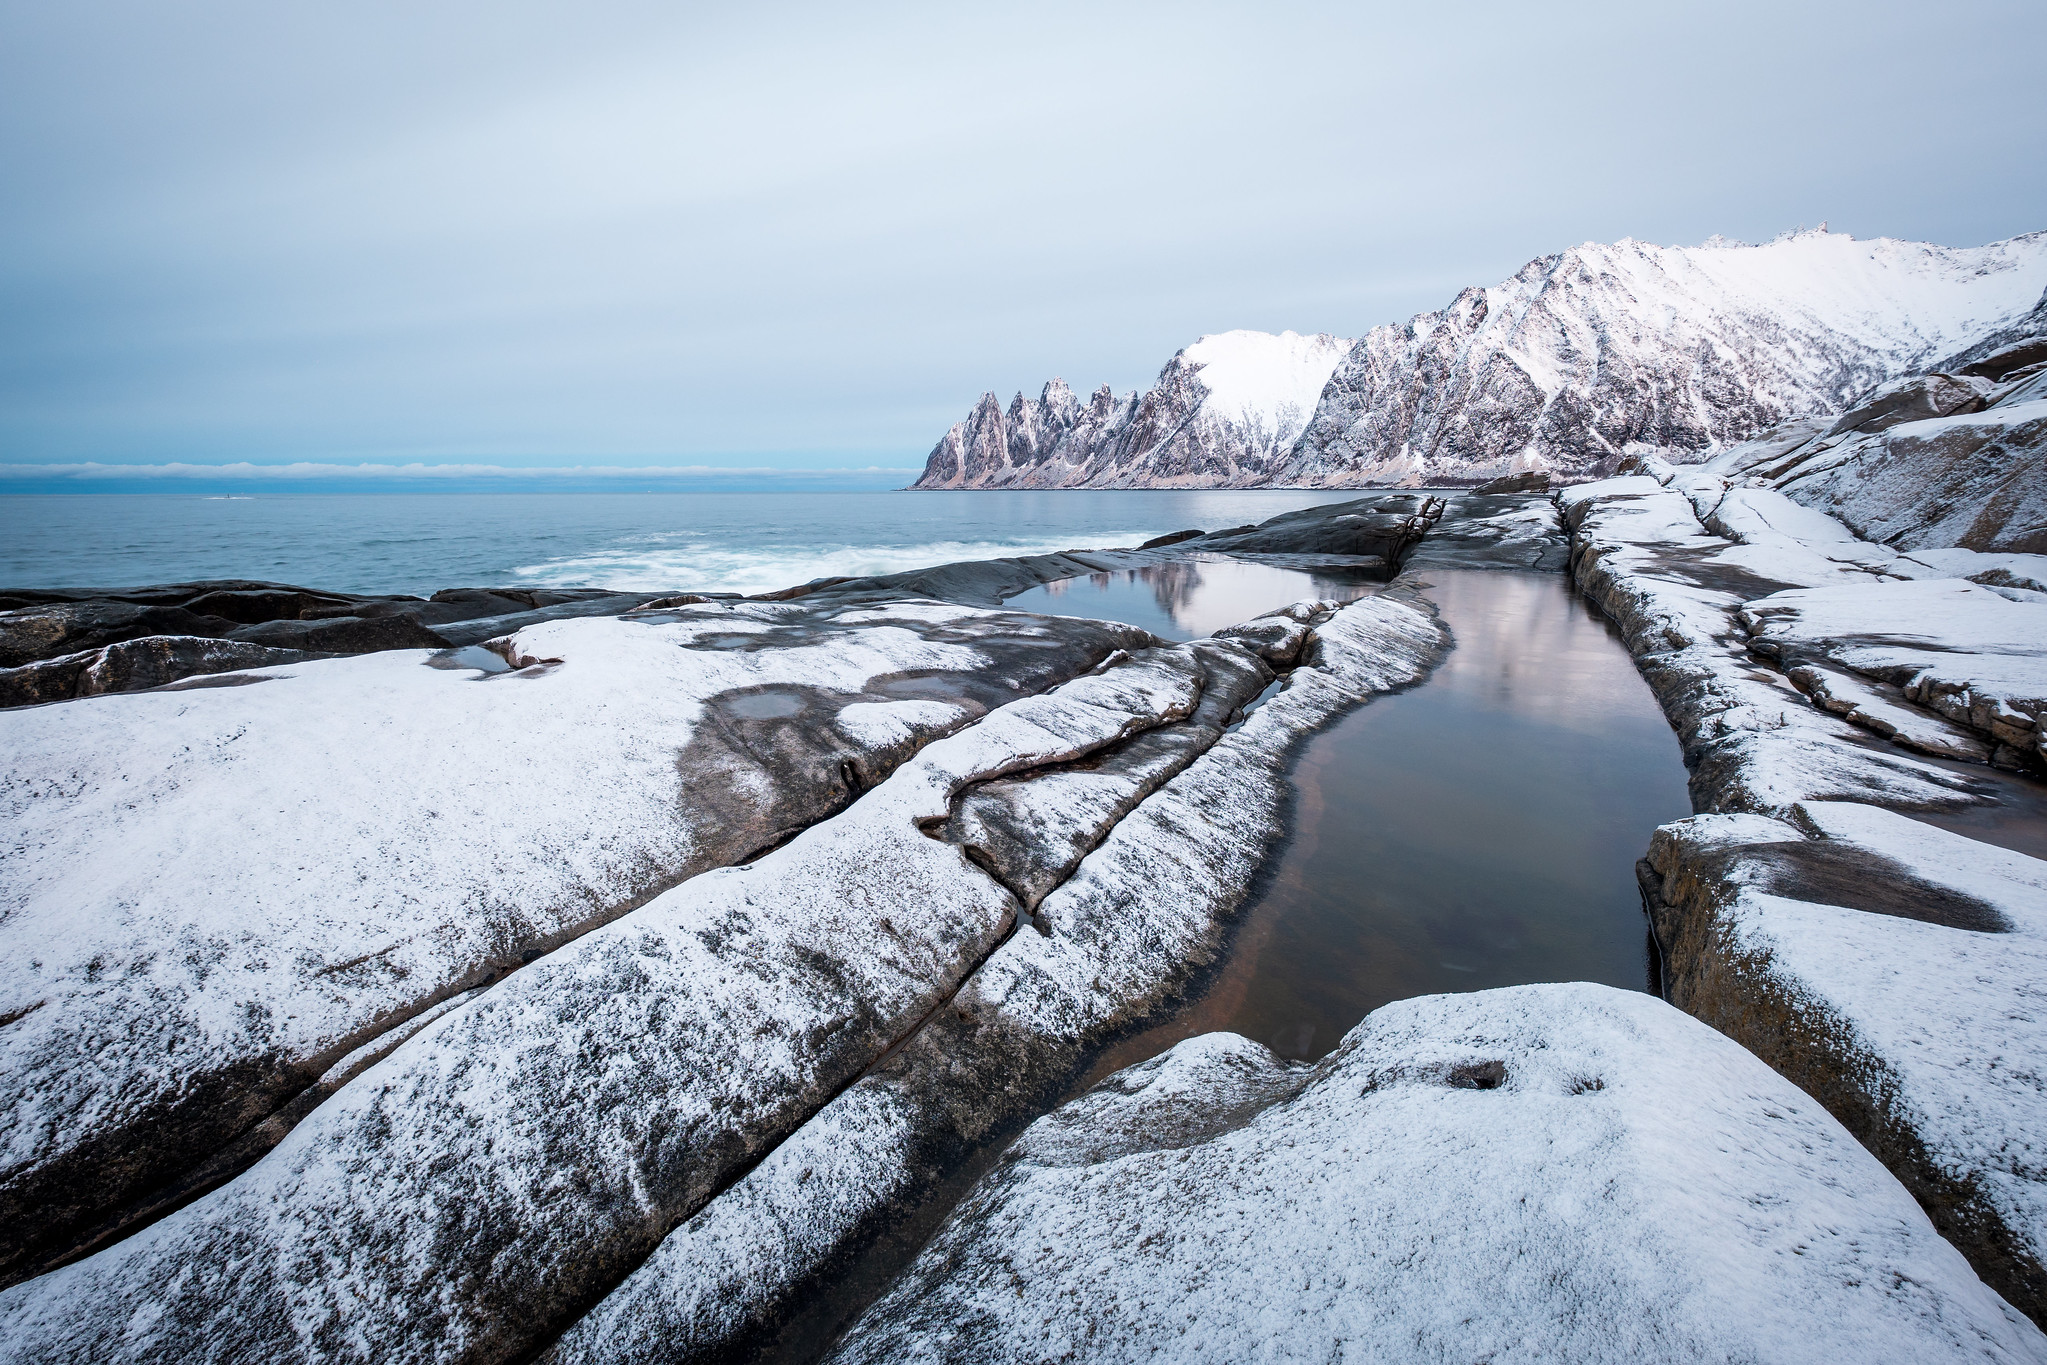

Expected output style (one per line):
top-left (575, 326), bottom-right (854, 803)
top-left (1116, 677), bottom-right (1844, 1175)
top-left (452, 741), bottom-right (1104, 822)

top-left (2, 0), bottom-right (2044, 486)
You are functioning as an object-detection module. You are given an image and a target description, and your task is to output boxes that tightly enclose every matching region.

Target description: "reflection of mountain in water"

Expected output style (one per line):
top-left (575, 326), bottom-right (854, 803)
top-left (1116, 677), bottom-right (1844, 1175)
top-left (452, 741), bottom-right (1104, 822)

top-left (1139, 561), bottom-right (1206, 621)
top-left (1008, 556), bottom-right (1382, 641)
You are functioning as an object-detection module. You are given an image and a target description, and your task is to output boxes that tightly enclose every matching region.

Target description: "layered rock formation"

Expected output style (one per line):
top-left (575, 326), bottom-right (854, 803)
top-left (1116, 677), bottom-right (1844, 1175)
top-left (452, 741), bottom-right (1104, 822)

top-left (0, 598), bottom-right (1153, 1288)
top-left (0, 559), bottom-right (1450, 1362)
top-left (1641, 805), bottom-right (2047, 1325)
top-left (1561, 392), bottom-right (2047, 1321)
top-left (1691, 330), bottom-right (2047, 555)
top-left (919, 229), bottom-right (2047, 489)
top-left (0, 498), bottom-right (1453, 1362)
top-left (913, 330), bottom-right (1352, 488)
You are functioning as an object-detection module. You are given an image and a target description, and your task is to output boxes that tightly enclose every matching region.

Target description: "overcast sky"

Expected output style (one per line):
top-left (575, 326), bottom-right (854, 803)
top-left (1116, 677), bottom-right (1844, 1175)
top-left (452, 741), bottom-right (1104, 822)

top-left (2, 0), bottom-right (2043, 474)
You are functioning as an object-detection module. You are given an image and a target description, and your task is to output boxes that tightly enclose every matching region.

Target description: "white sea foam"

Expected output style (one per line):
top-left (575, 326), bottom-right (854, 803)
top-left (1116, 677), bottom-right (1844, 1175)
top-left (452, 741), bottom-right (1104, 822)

top-left (510, 534), bottom-right (1159, 594)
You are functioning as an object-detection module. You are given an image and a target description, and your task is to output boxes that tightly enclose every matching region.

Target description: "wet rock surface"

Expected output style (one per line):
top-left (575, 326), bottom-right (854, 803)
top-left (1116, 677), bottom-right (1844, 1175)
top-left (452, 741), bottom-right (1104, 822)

top-left (0, 580), bottom-right (665, 704)
top-left (828, 984), bottom-right (2046, 1364)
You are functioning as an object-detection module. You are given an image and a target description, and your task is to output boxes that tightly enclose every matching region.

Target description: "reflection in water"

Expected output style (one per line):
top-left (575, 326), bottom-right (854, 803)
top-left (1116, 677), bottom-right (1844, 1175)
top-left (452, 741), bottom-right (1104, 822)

top-left (1834, 735), bottom-right (2047, 861)
top-left (1004, 555), bottom-right (1385, 641)
top-left (1084, 569), bottom-right (1694, 1077)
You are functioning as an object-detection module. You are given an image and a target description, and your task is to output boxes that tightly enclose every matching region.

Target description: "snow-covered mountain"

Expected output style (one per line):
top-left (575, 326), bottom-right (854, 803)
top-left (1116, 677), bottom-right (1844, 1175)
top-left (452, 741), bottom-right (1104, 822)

top-left (912, 330), bottom-right (1352, 488)
top-left (1285, 228), bottom-right (2047, 485)
top-left (915, 229), bottom-right (2047, 489)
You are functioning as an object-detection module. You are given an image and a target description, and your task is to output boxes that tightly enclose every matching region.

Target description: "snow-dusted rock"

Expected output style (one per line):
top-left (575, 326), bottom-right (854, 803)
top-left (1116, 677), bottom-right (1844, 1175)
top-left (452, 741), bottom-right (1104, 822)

top-left (1761, 398), bottom-right (2047, 553)
top-left (0, 582), bottom-right (671, 689)
top-left (0, 598), bottom-right (1147, 1285)
top-left (1641, 803), bottom-right (2047, 1324)
top-left (827, 983), bottom-right (2047, 1364)
top-left (1283, 229), bottom-right (2047, 485)
top-left (0, 635), bottom-right (337, 708)
top-left (1558, 476), bottom-right (1991, 813)
top-left (0, 639), bottom-right (1259, 1362)
top-left (1179, 491), bottom-right (1442, 563)
top-left (913, 330), bottom-right (1353, 489)
top-left (1692, 316), bottom-right (2047, 555)
top-left (1739, 578), bottom-right (2047, 767)
top-left (1566, 453), bottom-right (2047, 1321)
top-left (540, 591), bottom-right (1449, 1365)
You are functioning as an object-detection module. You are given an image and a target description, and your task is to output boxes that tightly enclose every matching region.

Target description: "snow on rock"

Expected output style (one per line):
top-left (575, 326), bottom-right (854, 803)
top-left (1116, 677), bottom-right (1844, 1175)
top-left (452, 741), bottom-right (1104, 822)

top-left (912, 330), bottom-right (1353, 489)
top-left (1695, 323), bottom-right (2047, 554)
top-left (1567, 454), bottom-right (2047, 1321)
top-left (1284, 229), bottom-right (2047, 486)
top-left (825, 983), bottom-right (2047, 1364)
top-left (833, 699), bottom-right (970, 747)
top-left (1642, 803), bottom-right (2047, 1325)
top-left (0, 598), bottom-right (1149, 1286)
top-left (1558, 476), bottom-right (1992, 814)
top-left (0, 642), bottom-right (1273, 1363)
top-left (541, 591), bottom-right (1449, 1365)
top-left (1738, 578), bottom-right (2047, 767)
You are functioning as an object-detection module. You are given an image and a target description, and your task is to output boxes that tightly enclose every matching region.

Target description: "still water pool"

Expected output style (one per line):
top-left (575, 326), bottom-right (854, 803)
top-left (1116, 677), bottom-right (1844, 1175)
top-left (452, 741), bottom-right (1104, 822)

top-left (1086, 567), bottom-right (1694, 1072)
top-left (1002, 554), bottom-right (1386, 640)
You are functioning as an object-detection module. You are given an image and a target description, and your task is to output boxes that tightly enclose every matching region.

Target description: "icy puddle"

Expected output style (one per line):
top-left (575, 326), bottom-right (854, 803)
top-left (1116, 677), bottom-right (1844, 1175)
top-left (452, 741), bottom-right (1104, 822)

top-left (1004, 554), bottom-right (1385, 639)
top-left (1087, 567), bottom-right (1693, 1076)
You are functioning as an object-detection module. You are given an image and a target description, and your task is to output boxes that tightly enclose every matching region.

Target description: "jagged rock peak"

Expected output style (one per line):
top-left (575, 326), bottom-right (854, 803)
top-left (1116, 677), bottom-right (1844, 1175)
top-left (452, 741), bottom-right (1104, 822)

top-left (912, 329), bottom-right (1352, 489)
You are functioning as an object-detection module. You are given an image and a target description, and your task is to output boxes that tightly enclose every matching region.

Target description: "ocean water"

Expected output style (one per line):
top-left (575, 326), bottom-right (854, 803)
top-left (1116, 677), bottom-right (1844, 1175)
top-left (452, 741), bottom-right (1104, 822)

top-left (0, 490), bottom-right (1364, 597)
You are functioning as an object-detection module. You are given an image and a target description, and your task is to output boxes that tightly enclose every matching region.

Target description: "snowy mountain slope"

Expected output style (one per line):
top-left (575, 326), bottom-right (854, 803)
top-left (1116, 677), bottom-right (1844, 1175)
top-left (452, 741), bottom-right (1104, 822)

top-left (1282, 228), bottom-right (2047, 485)
top-left (913, 330), bottom-right (1352, 489)
top-left (916, 230), bottom-right (2047, 489)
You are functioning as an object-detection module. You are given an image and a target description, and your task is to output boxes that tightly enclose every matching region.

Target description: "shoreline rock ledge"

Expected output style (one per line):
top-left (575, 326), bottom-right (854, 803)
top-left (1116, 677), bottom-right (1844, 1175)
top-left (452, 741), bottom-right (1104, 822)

top-left (827, 985), bottom-right (2046, 1365)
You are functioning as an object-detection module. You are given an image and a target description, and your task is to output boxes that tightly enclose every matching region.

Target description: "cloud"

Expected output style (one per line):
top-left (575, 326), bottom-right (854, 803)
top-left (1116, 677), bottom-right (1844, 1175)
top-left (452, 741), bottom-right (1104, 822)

top-left (1, 1), bottom-right (2043, 471)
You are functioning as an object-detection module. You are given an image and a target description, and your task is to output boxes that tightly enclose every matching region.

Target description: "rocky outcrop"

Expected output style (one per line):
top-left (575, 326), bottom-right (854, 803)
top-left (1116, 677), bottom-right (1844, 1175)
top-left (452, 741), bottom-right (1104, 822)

top-left (0, 636), bottom-right (336, 708)
top-left (0, 592), bottom-right (1448, 1363)
top-left (0, 581), bottom-right (675, 704)
top-left (1562, 451), bottom-right (2047, 1324)
top-left (0, 599), bottom-right (1150, 1287)
top-left (1694, 350), bottom-right (2047, 555)
top-left (540, 591), bottom-right (1446, 1365)
top-left (828, 984), bottom-right (2047, 1364)
top-left (1639, 804), bottom-right (2047, 1325)
top-left (1739, 579), bottom-right (2047, 770)
top-left (1558, 476), bottom-right (1995, 814)
top-left (912, 331), bottom-right (1352, 489)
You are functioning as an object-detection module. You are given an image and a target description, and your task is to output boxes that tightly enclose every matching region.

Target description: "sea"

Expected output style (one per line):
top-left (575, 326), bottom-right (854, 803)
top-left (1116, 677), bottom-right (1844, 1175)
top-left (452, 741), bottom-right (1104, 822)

top-left (0, 490), bottom-right (1366, 597)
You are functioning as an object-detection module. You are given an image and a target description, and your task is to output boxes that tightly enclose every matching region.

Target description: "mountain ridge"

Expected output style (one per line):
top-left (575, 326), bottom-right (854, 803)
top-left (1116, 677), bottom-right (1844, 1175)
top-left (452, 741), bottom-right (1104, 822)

top-left (912, 228), bottom-right (2047, 489)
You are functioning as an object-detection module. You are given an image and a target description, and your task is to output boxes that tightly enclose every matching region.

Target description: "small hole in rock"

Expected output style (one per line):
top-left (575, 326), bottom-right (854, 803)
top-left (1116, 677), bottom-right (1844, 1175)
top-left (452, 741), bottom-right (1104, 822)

top-left (1448, 1060), bottom-right (1506, 1090)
